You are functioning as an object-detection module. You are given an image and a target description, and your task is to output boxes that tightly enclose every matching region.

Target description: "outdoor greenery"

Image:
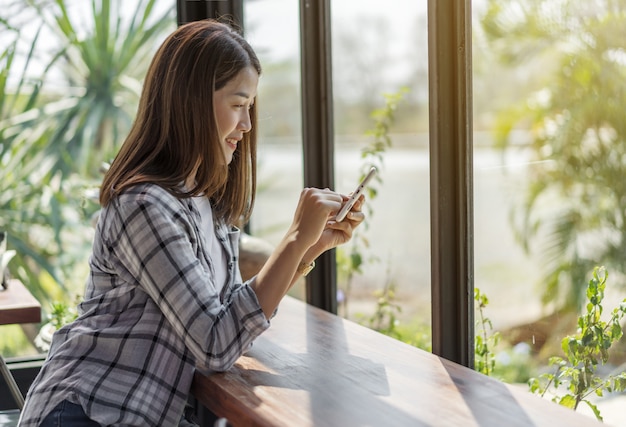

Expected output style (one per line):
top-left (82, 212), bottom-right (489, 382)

top-left (362, 279), bottom-right (403, 340)
top-left (0, 0), bottom-right (175, 309)
top-left (480, 0), bottom-right (626, 313)
top-left (337, 88), bottom-right (407, 318)
top-left (474, 287), bottom-right (500, 376)
top-left (476, 2), bottom-right (626, 417)
top-left (360, 282), bottom-right (535, 382)
top-left (529, 267), bottom-right (626, 421)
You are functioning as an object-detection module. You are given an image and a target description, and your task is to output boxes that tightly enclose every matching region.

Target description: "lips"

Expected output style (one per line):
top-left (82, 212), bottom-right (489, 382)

top-left (226, 138), bottom-right (239, 150)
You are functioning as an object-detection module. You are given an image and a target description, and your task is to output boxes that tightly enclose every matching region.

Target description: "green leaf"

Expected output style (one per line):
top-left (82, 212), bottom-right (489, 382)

top-left (557, 394), bottom-right (577, 409)
top-left (583, 400), bottom-right (603, 422)
top-left (610, 322), bottom-right (623, 341)
top-left (528, 378), bottom-right (540, 393)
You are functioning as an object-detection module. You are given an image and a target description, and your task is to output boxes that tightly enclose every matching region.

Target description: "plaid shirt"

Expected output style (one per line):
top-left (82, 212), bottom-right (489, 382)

top-left (20, 183), bottom-right (270, 426)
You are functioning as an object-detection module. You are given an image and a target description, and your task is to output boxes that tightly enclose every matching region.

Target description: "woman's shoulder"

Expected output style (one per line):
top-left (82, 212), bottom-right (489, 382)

top-left (114, 183), bottom-right (190, 216)
top-left (118, 182), bottom-right (176, 202)
top-left (97, 183), bottom-right (196, 240)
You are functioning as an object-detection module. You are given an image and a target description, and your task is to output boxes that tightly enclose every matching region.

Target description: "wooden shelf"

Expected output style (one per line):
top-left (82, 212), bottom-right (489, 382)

top-left (0, 279), bottom-right (41, 326)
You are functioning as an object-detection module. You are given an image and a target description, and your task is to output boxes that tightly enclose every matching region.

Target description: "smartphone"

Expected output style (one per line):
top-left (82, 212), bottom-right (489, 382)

top-left (335, 166), bottom-right (377, 222)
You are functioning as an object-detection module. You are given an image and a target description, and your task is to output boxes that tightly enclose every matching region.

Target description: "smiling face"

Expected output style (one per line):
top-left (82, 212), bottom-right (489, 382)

top-left (213, 66), bottom-right (259, 165)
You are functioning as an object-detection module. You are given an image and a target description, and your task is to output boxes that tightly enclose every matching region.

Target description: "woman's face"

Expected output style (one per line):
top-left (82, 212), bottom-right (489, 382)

top-left (213, 66), bottom-right (259, 164)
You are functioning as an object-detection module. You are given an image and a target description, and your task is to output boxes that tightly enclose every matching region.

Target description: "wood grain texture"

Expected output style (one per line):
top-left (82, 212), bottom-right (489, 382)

top-left (0, 279), bottom-right (41, 326)
top-left (192, 296), bottom-right (602, 427)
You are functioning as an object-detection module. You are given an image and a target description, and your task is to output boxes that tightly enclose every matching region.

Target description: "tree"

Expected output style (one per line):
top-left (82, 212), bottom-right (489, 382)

top-left (479, 0), bottom-right (626, 312)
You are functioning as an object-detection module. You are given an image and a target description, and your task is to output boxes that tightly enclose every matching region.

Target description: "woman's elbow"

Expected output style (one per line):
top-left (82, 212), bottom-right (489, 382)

top-left (195, 351), bottom-right (240, 374)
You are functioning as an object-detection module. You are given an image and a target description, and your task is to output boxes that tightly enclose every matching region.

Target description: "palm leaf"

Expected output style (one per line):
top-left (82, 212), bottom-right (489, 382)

top-left (0, 0), bottom-right (174, 306)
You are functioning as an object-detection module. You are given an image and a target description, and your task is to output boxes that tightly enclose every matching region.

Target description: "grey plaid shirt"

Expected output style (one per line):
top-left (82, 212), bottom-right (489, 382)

top-left (20, 183), bottom-right (270, 426)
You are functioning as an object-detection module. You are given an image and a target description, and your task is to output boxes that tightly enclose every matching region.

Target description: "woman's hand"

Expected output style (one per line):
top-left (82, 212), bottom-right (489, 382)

top-left (301, 192), bottom-right (366, 259)
top-left (252, 188), bottom-right (365, 317)
top-left (288, 187), bottom-right (345, 249)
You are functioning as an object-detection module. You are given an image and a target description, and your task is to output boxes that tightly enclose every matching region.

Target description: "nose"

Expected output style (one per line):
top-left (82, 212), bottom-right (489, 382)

top-left (238, 109), bottom-right (252, 133)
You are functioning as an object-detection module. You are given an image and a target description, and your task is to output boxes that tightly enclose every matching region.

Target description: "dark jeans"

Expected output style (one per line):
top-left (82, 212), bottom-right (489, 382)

top-left (39, 400), bottom-right (200, 427)
top-left (39, 400), bottom-right (101, 427)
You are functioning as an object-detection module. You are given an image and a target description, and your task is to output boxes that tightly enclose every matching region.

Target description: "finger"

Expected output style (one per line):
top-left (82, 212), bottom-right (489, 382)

top-left (328, 209), bottom-right (364, 229)
top-left (301, 188), bottom-right (343, 214)
top-left (350, 195), bottom-right (366, 212)
top-left (325, 222), bottom-right (353, 243)
top-left (328, 214), bottom-right (362, 234)
top-left (319, 188), bottom-right (344, 204)
top-left (345, 211), bottom-right (365, 223)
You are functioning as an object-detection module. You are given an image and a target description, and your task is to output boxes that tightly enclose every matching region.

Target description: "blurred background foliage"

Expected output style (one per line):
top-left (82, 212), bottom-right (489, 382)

top-left (0, 0), bottom-right (175, 314)
top-left (479, 0), bottom-right (626, 316)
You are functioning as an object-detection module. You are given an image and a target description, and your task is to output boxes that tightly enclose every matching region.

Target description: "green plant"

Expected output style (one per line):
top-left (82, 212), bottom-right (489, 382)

top-left (474, 287), bottom-right (501, 376)
top-left (47, 299), bottom-right (79, 330)
top-left (394, 320), bottom-right (432, 352)
top-left (34, 297), bottom-right (80, 352)
top-left (365, 278), bottom-right (402, 340)
top-left (15, 0), bottom-right (175, 179)
top-left (355, 274), bottom-right (431, 350)
top-left (337, 87), bottom-right (407, 317)
top-left (472, 287), bottom-right (537, 382)
top-left (528, 266), bottom-right (626, 421)
top-left (1, 27), bottom-right (68, 300)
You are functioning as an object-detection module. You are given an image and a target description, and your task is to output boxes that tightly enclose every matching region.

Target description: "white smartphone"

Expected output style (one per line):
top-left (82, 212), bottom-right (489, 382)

top-left (335, 166), bottom-right (378, 222)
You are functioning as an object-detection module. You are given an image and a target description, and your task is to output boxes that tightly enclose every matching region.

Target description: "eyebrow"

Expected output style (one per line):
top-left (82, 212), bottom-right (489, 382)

top-left (233, 92), bottom-right (253, 99)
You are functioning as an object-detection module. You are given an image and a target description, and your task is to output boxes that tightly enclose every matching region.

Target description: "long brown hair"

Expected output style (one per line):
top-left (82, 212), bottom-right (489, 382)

top-left (100, 20), bottom-right (261, 227)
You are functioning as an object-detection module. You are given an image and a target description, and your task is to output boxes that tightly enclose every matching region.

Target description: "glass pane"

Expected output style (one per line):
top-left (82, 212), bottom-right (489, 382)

top-left (244, 0), bottom-right (305, 298)
top-left (331, 0), bottom-right (431, 350)
top-left (473, 1), bottom-right (626, 425)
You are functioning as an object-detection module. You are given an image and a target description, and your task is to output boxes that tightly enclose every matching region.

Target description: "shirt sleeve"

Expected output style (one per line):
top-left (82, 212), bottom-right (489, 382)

top-left (104, 193), bottom-right (270, 373)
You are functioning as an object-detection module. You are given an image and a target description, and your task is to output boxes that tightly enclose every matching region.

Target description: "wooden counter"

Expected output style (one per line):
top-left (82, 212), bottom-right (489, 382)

top-left (192, 296), bottom-right (603, 427)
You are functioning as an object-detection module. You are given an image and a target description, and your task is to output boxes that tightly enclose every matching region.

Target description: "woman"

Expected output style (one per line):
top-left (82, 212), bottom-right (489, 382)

top-left (19, 19), bottom-right (364, 426)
